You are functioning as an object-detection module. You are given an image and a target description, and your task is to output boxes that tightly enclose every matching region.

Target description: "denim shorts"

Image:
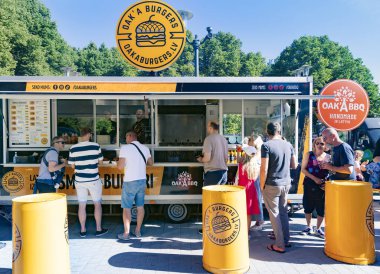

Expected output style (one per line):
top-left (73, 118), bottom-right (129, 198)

top-left (121, 179), bottom-right (146, 209)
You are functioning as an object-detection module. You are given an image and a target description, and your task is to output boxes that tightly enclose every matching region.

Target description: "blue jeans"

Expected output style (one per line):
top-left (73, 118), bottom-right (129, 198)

top-left (252, 177), bottom-right (264, 221)
top-left (203, 170), bottom-right (227, 186)
top-left (34, 181), bottom-right (56, 194)
top-left (121, 179), bottom-right (146, 208)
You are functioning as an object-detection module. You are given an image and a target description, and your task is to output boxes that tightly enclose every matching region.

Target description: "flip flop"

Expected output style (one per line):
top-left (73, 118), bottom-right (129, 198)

top-left (267, 244), bottom-right (285, 254)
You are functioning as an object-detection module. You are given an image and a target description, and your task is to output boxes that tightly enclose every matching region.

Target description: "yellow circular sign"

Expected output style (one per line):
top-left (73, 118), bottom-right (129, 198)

top-left (1, 171), bottom-right (25, 193)
top-left (116, 0), bottom-right (186, 71)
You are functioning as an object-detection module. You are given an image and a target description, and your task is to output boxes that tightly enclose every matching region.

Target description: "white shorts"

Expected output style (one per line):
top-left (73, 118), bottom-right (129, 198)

top-left (75, 179), bottom-right (103, 203)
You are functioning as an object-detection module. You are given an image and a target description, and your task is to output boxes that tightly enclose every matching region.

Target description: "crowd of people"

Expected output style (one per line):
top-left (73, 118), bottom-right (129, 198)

top-left (196, 121), bottom-right (379, 254)
top-left (32, 120), bottom-right (379, 248)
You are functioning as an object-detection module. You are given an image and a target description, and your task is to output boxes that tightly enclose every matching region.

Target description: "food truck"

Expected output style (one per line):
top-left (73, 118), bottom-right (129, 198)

top-left (0, 76), bottom-right (314, 222)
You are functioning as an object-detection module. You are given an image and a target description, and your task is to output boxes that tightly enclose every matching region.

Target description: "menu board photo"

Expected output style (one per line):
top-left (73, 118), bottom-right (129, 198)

top-left (8, 99), bottom-right (50, 147)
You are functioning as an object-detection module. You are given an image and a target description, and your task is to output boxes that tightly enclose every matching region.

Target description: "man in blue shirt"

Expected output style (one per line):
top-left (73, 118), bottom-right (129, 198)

top-left (35, 136), bottom-right (67, 193)
top-left (321, 128), bottom-right (356, 180)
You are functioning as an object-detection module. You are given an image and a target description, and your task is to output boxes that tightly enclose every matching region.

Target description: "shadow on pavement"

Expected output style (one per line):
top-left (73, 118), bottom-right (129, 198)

top-left (117, 237), bottom-right (202, 250)
top-left (108, 252), bottom-right (206, 273)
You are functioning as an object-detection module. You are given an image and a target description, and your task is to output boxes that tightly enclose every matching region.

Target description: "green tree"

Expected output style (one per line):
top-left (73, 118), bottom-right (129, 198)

top-left (268, 35), bottom-right (380, 116)
top-left (0, 0), bottom-right (76, 75)
top-left (75, 43), bottom-right (138, 76)
top-left (240, 52), bottom-right (266, 76)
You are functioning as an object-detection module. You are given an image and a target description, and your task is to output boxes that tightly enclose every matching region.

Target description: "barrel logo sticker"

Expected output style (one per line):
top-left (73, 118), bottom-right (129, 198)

top-left (12, 224), bottom-right (22, 262)
top-left (366, 202), bottom-right (374, 236)
top-left (64, 216), bottom-right (69, 244)
top-left (115, 0), bottom-right (186, 71)
top-left (204, 203), bottom-right (240, 246)
top-left (1, 171), bottom-right (25, 193)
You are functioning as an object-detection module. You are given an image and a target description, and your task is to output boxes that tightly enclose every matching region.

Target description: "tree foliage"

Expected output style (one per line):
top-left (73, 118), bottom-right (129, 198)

top-left (268, 35), bottom-right (380, 116)
top-left (0, 0), bottom-right (76, 75)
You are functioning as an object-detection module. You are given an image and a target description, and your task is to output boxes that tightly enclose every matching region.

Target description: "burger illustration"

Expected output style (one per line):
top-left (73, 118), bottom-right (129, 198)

top-left (212, 213), bottom-right (231, 234)
top-left (135, 15), bottom-right (166, 47)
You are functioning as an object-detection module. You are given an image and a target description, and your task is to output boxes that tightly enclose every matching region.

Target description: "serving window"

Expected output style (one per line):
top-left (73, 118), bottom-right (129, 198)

top-left (119, 100), bottom-right (151, 144)
top-left (57, 99), bottom-right (93, 144)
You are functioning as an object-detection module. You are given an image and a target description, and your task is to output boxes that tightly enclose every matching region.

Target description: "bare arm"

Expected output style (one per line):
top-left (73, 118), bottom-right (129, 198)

top-left (197, 152), bottom-right (211, 163)
top-left (300, 153), bottom-right (322, 184)
top-left (260, 157), bottom-right (268, 190)
top-left (290, 155), bottom-right (297, 169)
top-left (321, 162), bottom-right (353, 174)
top-left (146, 157), bottom-right (153, 166)
top-left (48, 160), bottom-right (66, 173)
top-left (117, 157), bottom-right (126, 171)
top-left (144, 99), bottom-right (149, 119)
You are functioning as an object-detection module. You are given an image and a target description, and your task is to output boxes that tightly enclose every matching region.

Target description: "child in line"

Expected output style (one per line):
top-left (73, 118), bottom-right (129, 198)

top-left (236, 145), bottom-right (260, 239)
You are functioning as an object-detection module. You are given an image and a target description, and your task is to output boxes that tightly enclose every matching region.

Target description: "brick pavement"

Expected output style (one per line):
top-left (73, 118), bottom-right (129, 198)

top-left (1, 204), bottom-right (380, 274)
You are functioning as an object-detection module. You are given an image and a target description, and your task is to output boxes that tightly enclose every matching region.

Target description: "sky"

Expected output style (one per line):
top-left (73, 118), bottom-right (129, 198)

top-left (41, 0), bottom-right (380, 84)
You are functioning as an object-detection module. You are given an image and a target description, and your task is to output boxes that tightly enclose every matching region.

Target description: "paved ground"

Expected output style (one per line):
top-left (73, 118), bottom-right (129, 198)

top-left (1, 203), bottom-right (380, 274)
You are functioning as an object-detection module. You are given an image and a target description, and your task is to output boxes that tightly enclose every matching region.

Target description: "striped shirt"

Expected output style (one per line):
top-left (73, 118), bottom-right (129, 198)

top-left (68, 141), bottom-right (103, 182)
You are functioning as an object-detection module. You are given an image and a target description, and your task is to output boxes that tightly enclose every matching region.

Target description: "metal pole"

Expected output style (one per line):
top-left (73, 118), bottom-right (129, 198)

top-left (195, 42), bottom-right (199, 77)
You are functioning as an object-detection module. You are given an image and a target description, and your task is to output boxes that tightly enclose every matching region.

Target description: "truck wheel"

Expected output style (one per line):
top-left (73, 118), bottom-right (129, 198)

top-left (164, 204), bottom-right (190, 223)
top-left (131, 205), bottom-right (150, 224)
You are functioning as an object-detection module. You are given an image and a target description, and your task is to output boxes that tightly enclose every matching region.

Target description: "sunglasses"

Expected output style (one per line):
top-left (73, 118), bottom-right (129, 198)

top-left (315, 142), bottom-right (325, 146)
top-left (54, 141), bottom-right (66, 144)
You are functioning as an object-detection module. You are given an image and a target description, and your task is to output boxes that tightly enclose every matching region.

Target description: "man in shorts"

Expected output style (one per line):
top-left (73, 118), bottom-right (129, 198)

top-left (117, 131), bottom-right (152, 240)
top-left (69, 128), bottom-right (108, 237)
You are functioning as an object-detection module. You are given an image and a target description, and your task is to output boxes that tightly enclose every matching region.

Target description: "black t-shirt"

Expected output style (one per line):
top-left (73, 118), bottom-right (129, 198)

top-left (261, 139), bottom-right (295, 186)
top-left (331, 142), bottom-right (356, 180)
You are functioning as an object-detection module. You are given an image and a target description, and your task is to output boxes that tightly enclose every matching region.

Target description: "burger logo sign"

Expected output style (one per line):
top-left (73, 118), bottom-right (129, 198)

top-left (318, 79), bottom-right (369, 131)
top-left (116, 0), bottom-right (186, 71)
top-left (204, 203), bottom-right (240, 246)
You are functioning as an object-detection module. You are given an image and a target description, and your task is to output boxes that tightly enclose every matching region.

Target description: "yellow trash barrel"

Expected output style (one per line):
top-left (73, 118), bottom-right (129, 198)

top-left (12, 193), bottom-right (70, 274)
top-left (325, 180), bottom-right (375, 265)
top-left (202, 185), bottom-right (249, 274)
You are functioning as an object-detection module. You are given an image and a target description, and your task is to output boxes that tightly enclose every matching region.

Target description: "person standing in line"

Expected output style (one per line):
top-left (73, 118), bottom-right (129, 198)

top-left (68, 128), bottom-right (108, 238)
top-left (260, 122), bottom-right (297, 254)
top-left (300, 137), bottom-right (330, 238)
top-left (197, 121), bottom-right (228, 234)
top-left (34, 136), bottom-right (67, 193)
top-left (249, 135), bottom-right (265, 230)
top-left (236, 145), bottom-right (260, 239)
top-left (320, 128), bottom-right (356, 180)
top-left (117, 131), bottom-right (152, 240)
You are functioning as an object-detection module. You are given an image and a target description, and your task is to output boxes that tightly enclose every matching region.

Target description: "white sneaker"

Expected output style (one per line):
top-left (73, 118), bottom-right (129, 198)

top-left (250, 224), bottom-right (263, 231)
top-left (315, 229), bottom-right (325, 239)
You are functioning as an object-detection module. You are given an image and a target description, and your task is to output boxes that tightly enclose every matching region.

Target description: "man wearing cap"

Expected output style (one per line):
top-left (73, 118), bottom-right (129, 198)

top-left (69, 128), bottom-right (108, 238)
top-left (34, 136), bottom-right (67, 193)
top-left (260, 122), bottom-right (297, 253)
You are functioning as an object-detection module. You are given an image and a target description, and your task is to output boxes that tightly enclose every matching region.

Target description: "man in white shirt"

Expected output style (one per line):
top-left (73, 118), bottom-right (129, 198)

top-left (117, 131), bottom-right (153, 240)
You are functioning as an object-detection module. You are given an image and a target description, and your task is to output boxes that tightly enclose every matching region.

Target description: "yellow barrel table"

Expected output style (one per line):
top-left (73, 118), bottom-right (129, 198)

top-left (12, 193), bottom-right (70, 274)
top-left (202, 185), bottom-right (249, 274)
top-left (325, 180), bottom-right (375, 265)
